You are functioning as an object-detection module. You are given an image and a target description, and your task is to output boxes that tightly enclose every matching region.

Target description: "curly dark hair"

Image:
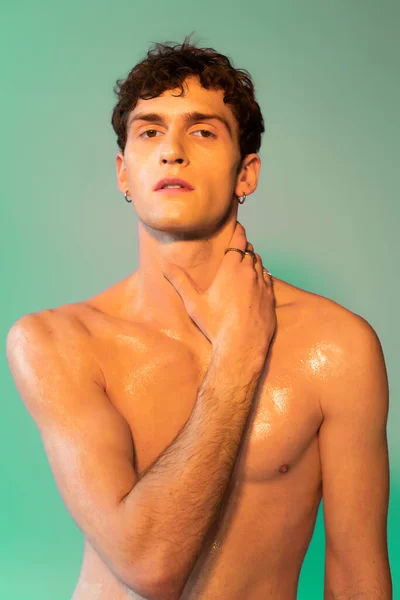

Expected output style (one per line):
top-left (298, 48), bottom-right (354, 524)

top-left (111, 34), bottom-right (265, 172)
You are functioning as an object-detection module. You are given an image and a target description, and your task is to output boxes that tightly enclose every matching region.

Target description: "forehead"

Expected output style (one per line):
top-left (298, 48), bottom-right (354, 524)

top-left (131, 76), bottom-right (238, 133)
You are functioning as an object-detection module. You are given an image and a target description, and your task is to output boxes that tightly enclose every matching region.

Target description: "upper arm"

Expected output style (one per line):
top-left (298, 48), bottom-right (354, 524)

top-left (317, 312), bottom-right (391, 597)
top-left (6, 311), bottom-right (151, 594)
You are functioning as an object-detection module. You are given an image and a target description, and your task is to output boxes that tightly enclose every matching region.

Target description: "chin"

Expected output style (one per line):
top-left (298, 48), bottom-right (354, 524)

top-left (141, 208), bottom-right (234, 241)
top-left (147, 220), bottom-right (211, 240)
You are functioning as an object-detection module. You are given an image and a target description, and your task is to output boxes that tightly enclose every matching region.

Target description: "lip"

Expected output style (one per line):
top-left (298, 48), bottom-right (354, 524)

top-left (153, 177), bottom-right (194, 191)
top-left (156, 187), bottom-right (193, 194)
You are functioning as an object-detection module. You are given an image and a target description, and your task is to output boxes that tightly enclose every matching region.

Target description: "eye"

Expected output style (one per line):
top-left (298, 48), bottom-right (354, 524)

top-left (192, 129), bottom-right (216, 138)
top-left (139, 128), bottom-right (216, 139)
top-left (140, 129), bottom-right (162, 138)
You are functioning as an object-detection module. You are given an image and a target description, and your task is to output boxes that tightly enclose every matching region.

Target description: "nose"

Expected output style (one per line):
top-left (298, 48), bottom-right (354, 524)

top-left (159, 132), bottom-right (188, 166)
top-left (161, 155), bottom-right (184, 165)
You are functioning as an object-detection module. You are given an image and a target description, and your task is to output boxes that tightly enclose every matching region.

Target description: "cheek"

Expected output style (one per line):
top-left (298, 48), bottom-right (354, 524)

top-left (126, 156), bottom-right (152, 190)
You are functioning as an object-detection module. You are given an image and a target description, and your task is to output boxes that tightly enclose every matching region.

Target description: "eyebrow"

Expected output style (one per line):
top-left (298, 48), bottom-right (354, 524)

top-left (127, 110), bottom-right (233, 139)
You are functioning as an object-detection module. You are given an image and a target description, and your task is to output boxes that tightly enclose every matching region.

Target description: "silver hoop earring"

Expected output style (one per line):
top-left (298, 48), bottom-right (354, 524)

top-left (124, 190), bottom-right (132, 203)
top-left (237, 193), bottom-right (246, 205)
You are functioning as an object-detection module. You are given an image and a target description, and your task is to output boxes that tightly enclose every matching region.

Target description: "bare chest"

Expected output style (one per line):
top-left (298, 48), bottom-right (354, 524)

top-left (97, 325), bottom-right (323, 484)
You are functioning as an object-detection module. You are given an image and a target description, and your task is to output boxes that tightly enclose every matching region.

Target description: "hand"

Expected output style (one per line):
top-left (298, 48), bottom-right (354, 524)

top-left (161, 222), bottom-right (276, 358)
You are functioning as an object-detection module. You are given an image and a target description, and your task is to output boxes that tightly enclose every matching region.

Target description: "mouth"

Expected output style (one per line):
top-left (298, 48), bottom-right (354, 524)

top-left (155, 187), bottom-right (194, 194)
top-left (154, 177), bottom-right (195, 191)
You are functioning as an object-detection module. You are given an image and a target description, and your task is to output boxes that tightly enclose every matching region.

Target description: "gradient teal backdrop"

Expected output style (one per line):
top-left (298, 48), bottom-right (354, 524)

top-left (1, 1), bottom-right (399, 598)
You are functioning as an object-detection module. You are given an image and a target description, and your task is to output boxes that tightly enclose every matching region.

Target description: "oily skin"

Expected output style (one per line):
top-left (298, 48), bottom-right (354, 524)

top-left (6, 74), bottom-right (390, 599)
top-left (115, 75), bottom-right (263, 339)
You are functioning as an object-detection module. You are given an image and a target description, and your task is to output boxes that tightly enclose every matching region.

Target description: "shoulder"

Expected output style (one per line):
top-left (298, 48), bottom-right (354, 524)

top-left (274, 274), bottom-right (380, 340)
top-left (7, 304), bottom-right (90, 352)
top-left (305, 288), bottom-right (383, 381)
top-left (274, 277), bottom-right (388, 421)
top-left (6, 303), bottom-right (106, 394)
top-left (273, 276), bottom-right (385, 384)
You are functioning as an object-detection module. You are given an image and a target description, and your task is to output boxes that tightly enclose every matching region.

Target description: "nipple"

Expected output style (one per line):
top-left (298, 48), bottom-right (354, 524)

top-left (279, 464), bottom-right (289, 474)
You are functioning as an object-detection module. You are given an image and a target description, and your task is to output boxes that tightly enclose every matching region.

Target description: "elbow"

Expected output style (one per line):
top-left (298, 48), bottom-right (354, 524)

top-left (115, 534), bottom-right (189, 600)
top-left (125, 580), bottom-right (181, 600)
top-left (120, 564), bottom-right (182, 600)
top-left (144, 583), bottom-right (182, 600)
top-left (142, 570), bottom-right (185, 600)
top-left (149, 556), bottom-right (195, 600)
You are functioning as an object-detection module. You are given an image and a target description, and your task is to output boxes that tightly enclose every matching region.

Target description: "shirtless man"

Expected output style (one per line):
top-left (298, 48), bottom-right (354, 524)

top-left (6, 39), bottom-right (391, 599)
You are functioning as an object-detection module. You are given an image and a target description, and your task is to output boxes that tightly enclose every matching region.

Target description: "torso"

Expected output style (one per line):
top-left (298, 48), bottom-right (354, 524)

top-left (68, 275), bottom-right (329, 599)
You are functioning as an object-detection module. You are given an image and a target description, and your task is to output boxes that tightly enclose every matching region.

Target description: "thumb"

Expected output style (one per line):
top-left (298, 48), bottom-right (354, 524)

top-left (161, 263), bottom-right (200, 315)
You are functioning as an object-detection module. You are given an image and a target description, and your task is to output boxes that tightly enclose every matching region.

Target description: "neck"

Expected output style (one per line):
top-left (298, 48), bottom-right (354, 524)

top-left (131, 210), bottom-right (239, 341)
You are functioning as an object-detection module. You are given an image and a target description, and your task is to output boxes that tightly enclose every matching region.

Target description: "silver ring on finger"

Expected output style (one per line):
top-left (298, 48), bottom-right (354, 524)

top-left (243, 250), bottom-right (257, 265)
top-left (263, 267), bottom-right (273, 278)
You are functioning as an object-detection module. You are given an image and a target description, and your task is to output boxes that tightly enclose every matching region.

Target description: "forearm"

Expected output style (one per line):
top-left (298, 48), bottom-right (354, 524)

top-left (325, 588), bottom-right (392, 600)
top-left (123, 348), bottom-right (264, 596)
top-left (325, 563), bottom-right (392, 599)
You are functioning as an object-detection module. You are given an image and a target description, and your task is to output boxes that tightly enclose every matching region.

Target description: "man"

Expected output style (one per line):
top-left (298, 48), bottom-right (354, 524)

top-left (6, 38), bottom-right (391, 599)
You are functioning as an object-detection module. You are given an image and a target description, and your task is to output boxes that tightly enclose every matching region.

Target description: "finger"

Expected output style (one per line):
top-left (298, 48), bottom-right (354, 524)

top-left (262, 266), bottom-right (273, 284)
top-left (161, 263), bottom-right (200, 314)
top-left (253, 253), bottom-right (264, 279)
top-left (224, 222), bottom-right (248, 265)
top-left (242, 241), bottom-right (256, 264)
top-left (251, 252), bottom-right (272, 284)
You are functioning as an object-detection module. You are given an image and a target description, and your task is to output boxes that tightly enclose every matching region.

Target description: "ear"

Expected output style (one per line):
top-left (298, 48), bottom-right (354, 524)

top-left (116, 152), bottom-right (129, 194)
top-left (234, 153), bottom-right (261, 198)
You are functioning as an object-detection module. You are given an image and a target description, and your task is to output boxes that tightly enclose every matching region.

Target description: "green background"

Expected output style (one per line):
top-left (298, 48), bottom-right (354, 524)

top-left (1, 1), bottom-right (399, 598)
